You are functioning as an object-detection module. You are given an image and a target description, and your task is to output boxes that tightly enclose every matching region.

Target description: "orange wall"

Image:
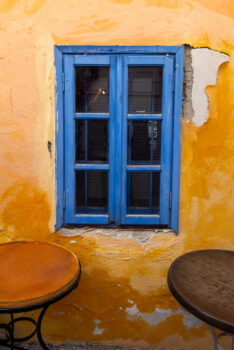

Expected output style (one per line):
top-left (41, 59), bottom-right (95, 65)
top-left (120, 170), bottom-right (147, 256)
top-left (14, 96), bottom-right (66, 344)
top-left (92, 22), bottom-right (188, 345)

top-left (0, 0), bottom-right (233, 348)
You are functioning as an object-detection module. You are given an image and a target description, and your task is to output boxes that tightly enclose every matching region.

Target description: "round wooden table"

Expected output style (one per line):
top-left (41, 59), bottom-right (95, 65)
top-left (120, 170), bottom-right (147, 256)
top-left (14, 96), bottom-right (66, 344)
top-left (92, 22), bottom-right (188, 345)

top-left (168, 250), bottom-right (234, 350)
top-left (0, 241), bottom-right (81, 350)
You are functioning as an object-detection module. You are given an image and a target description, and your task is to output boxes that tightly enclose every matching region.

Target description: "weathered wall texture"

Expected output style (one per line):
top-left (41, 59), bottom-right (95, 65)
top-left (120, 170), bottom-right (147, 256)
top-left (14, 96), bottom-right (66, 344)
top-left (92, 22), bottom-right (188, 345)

top-left (0, 0), bottom-right (233, 349)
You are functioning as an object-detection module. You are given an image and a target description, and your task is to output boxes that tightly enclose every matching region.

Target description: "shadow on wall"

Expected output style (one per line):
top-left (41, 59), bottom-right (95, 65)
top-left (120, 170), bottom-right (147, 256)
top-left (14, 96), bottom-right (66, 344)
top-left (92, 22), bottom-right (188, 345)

top-left (0, 182), bottom-right (51, 240)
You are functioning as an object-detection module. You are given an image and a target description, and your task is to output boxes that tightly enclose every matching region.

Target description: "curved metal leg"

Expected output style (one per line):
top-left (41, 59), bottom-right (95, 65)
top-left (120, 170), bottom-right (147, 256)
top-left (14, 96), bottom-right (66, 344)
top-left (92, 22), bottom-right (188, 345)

top-left (10, 313), bottom-right (14, 350)
top-left (208, 325), bottom-right (219, 350)
top-left (208, 324), bottom-right (234, 350)
top-left (37, 305), bottom-right (50, 350)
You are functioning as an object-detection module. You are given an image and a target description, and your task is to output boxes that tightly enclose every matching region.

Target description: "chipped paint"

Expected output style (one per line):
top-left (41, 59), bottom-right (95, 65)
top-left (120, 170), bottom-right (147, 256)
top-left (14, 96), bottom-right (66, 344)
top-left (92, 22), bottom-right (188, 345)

top-left (126, 305), bottom-right (203, 330)
top-left (93, 326), bottom-right (105, 335)
top-left (191, 48), bottom-right (229, 126)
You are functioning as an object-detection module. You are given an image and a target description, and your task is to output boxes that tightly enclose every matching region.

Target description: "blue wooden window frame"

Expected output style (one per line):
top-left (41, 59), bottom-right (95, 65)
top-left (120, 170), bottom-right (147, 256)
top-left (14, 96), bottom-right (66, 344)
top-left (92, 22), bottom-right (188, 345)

top-left (54, 46), bottom-right (184, 233)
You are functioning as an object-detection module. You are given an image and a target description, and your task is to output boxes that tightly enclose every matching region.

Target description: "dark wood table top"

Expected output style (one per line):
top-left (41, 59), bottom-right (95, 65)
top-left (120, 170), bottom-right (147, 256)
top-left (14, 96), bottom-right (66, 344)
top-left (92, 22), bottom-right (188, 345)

top-left (168, 249), bottom-right (234, 334)
top-left (0, 241), bottom-right (80, 310)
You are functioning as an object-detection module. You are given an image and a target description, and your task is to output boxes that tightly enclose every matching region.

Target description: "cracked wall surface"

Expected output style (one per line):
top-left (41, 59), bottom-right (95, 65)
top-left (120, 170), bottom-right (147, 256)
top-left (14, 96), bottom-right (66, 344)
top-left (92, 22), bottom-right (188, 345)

top-left (183, 46), bottom-right (230, 127)
top-left (0, 0), bottom-right (233, 349)
top-left (191, 48), bottom-right (229, 126)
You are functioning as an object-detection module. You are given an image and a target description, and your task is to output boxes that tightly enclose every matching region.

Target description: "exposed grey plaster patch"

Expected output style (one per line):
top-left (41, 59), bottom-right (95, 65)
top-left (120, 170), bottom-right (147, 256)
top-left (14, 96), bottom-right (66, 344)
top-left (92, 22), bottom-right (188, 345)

top-left (59, 227), bottom-right (175, 243)
top-left (177, 308), bottom-right (203, 330)
top-left (182, 45), bottom-right (194, 120)
top-left (126, 305), bottom-right (203, 330)
top-left (93, 326), bottom-right (105, 335)
top-left (140, 308), bottom-right (173, 326)
top-left (191, 48), bottom-right (229, 126)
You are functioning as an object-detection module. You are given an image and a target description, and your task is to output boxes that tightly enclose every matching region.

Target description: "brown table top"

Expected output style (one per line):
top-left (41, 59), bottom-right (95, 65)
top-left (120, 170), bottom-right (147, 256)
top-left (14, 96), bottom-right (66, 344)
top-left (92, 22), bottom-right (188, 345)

top-left (0, 241), bottom-right (80, 310)
top-left (168, 250), bottom-right (234, 334)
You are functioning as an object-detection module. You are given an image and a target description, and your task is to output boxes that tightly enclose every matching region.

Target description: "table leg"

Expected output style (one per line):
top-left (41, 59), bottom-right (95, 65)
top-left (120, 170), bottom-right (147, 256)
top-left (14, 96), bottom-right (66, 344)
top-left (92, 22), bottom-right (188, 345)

top-left (10, 313), bottom-right (15, 350)
top-left (208, 324), bottom-right (234, 350)
top-left (36, 305), bottom-right (50, 350)
top-left (0, 307), bottom-right (50, 350)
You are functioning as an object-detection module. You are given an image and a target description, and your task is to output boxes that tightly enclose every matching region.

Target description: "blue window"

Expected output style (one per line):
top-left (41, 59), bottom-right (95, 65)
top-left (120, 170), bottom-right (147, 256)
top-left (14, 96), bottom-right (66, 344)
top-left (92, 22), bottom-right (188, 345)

top-left (55, 46), bottom-right (184, 232)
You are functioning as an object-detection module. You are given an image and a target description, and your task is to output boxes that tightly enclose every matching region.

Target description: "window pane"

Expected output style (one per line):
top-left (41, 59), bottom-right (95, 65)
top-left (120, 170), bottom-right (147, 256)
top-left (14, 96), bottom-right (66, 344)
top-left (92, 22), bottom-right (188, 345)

top-left (87, 171), bottom-right (107, 208)
top-left (76, 170), bottom-right (108, 213)
top-left (127, 172), bottom-right (160, 213)
top-left (152, 172), bottom-right (160, 210)
top-left (76, 120), bottom-right (85, 161)
top-left (76, 67), bottom-right (109, 113)
top-left (128, 120), bottom-right (161, 164)
top-left (128, 67), bottom-right (163, 114)
top-left (76, 171), bottom-right (85, 209)
top-left (76, 119), bottom-right (108, 162)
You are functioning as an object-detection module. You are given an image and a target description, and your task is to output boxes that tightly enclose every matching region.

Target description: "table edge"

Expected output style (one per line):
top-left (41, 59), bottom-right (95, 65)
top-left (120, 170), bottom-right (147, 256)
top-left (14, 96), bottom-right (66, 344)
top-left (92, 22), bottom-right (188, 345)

top-left (167, 251), bottom-right (234, 335)
top-left (0, 241), bottom-right (82, 313)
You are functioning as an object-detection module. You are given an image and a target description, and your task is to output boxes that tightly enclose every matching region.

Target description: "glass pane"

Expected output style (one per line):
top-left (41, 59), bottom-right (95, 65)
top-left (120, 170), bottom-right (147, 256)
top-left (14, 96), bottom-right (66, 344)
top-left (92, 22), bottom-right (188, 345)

top-left (76, 170), bottom-right (107, 213)
top-left (128, 172), bottom-right (150, 208)
top-left (128, 120), bottom-right (161, 164)
top-left (76, 67), bottom-right (109, 113)
top-left (127, 172), bottom-right (160, 213)
top-left (76, 119), bottom-right (85, 161)
top-left (76, 119), bottom-right (108, 162)
top-left (128, 67), bottom-right (163, 114)
top-left (152, 172), bottom-right (160, 210)
top-left (87, 171), bottom-right (107, 208)
top-left (76, 171), bottom-right (85, 209)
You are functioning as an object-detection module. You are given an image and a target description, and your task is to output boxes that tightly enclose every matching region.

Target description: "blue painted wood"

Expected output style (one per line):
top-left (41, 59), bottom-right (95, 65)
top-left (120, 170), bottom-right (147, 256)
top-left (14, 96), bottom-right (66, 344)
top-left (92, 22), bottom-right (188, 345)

top-left (125, 215), bottom-right (160, 225)
top-left (73, 215), bottom-right (109, 225)
top-left (120, 55), bottom-right (174, 226)
top-left (159, 56), bottom-right (174, 225)
top-left (120, 56), bottom-right (128, 224)
top-left (126, 165), bottom-right (161, 171)
top-left (73, 55), bottom-right (110, 65)
top-left (54, 46), bottom-right (64, 230)
top-left (171, 46), bottom-right (184, 234)
top-left (55, 46), bottom-right (183, 230)
top-left (127, 56), bottom-right (167, 65)
top-left (64, 54), bottom-right (76, 223)
top-left (56, 45), bottom-right (181, 55)
top-left (114, 55), bottom-right (123, 225)
top-left (75, 113), bottom-right (109, 119)
top-left (109, 56), bottom-right (117, 222)
top-left (127, 114), bottom-right (163, 120)
top-left (74, 164), bottom-right (110, 170)
top-left (64, 53), bottom-right (115, 225)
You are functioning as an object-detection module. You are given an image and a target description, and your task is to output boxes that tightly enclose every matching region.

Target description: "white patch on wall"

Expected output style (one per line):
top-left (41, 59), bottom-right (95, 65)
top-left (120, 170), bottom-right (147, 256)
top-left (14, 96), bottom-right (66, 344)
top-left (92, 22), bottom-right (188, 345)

top-left (191, 48), bottom-right (229, 127)
top-left (93, 326), bottom-right (105, 335)
top-left (125, 305), bottom-right (203, 330)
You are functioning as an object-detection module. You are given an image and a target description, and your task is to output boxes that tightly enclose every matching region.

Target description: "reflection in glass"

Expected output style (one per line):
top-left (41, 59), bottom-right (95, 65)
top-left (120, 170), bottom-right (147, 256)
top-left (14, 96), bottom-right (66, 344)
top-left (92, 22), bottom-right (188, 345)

top-left (127, 120), bottom-right (161, 164)
top-left (128, 67), bottom-right (163, 114)
top-left (127, 172), bottom-right (160, 213)
top-left (76, 67), bottom-right (109, 113)
top-left (76, 171), bottom-right (108, 213)
top-left (76, 119), bottom-right (108, 162)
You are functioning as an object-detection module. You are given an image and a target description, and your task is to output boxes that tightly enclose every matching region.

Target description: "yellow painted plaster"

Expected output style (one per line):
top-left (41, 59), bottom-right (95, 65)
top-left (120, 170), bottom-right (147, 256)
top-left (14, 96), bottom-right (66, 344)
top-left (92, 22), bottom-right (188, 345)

top-left (0, 0), bottom-right (233, 348)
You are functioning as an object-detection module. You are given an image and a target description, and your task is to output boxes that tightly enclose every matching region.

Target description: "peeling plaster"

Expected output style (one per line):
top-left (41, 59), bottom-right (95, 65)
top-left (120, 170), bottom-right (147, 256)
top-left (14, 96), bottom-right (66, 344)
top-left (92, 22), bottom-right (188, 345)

top-left (126, 305), bottom-right (203, 330)
top-left (93, 326), bottom-right (105, 335)
top-left (191, 48), bottom-right (229, 127)
top-left (59, 227), bottom-right (175, 243)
